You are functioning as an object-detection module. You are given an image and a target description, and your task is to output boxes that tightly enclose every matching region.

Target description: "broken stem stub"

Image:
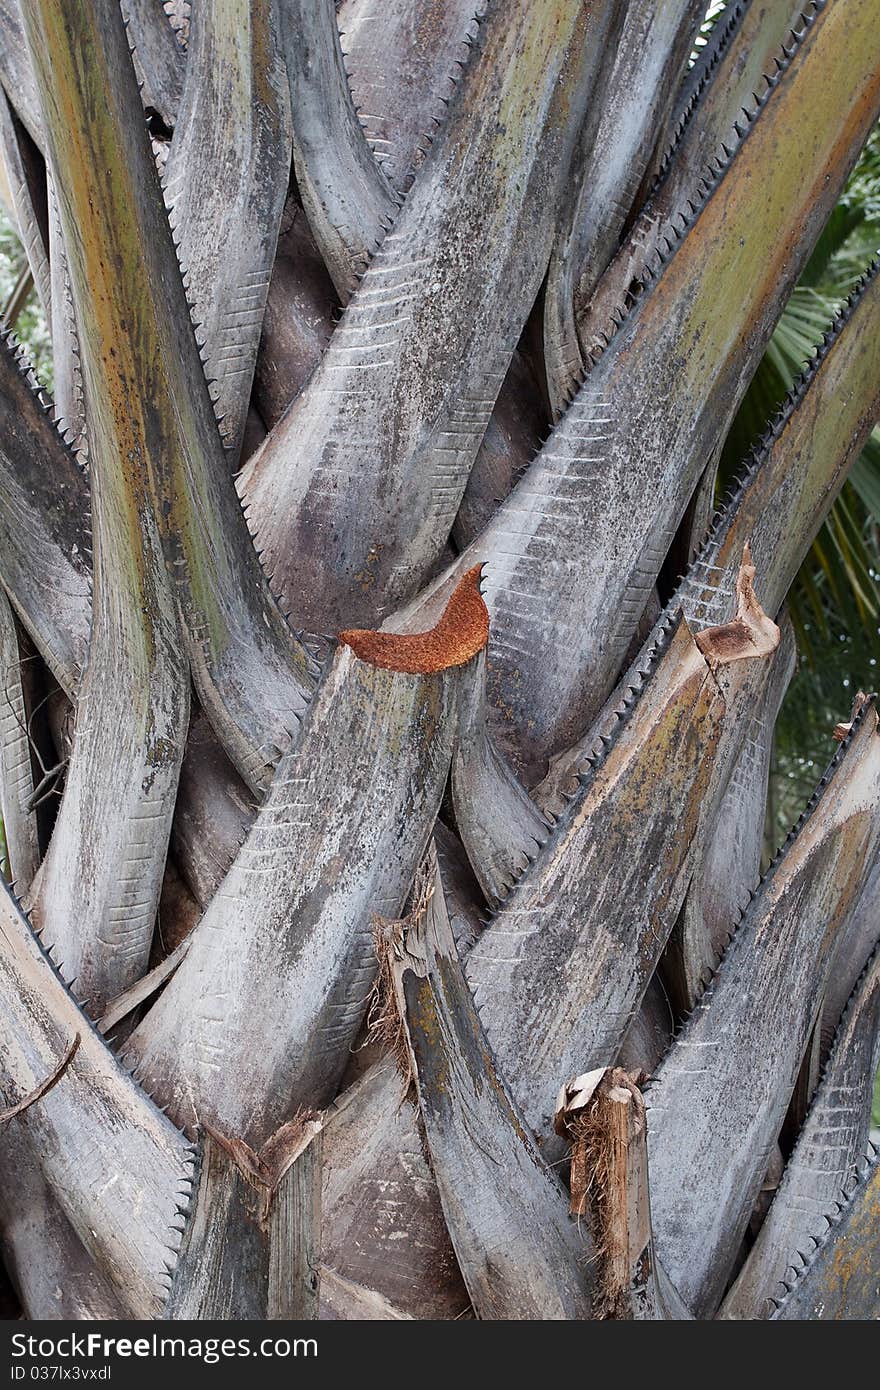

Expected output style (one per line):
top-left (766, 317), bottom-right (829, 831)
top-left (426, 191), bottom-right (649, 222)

top-left (555, 1066), bottom-right (661, 1319)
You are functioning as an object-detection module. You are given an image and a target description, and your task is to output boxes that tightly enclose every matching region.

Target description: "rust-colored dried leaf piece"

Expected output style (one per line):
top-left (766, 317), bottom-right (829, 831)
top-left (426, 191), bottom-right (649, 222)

top-left (339, 564), bottom-right (489, 673)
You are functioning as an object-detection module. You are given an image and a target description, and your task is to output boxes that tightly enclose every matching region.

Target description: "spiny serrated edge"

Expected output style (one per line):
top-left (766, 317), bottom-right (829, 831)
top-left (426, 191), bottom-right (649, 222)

top-left (571, 246), bottom-right (880, 803)
top-left (119, 23), bottom-right (324, 693)
top-left (768, 1138), bottom-right (880, 1317)
top-left (341, 5), bottom-right (488, 198)
top-left (47, 182), bottom-right (88, 461)
top-left (0, 326), bottom-right (95, 594)
top-left (720, 934), bottom-right (880, 1312)
top-left (483, 611), bottom-right (690, 923)
top-left (651, 0), bottom-right (752, 193)
top-left (1, 881), bottom-right (198, 1304)
top-left (568, 2), bottom-right (827, 394)
top-left (642, 696), bottom-right (878, 1070)
top-left (567, 603), bottom-right (685, 786)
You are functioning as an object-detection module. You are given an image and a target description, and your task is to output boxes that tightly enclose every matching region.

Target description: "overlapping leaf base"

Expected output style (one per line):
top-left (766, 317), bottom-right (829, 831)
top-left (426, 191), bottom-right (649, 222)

top-left (0, 0), bottom-right (879, 1321)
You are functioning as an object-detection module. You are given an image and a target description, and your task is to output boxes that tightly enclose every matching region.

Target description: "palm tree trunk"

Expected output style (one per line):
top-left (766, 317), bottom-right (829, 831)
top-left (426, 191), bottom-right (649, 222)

top-left (0, 0), bottom-right (879, 1321)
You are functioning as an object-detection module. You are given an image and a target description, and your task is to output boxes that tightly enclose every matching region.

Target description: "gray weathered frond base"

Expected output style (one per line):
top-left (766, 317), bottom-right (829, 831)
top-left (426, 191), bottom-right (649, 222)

top-left (721, 938), bottom-right (880, 1318)
top-left (394, 849), bottom-right (596, 1319)
top-left (283, 0), bottom-right (400, 302)
top-left (241, 0), bottom-right (619, 635)
top-left (123, 571), bottom-right (490, 1144)
top-left (0, 1127), bottom-right (127, 1319)
top-left (666, 614), bottom-right (797, 1012)
top-left (0, 883), bottom-right (195, 1318)
top-left (577, 1), bottom-right (813, 375)
top-left (465, 614), bottom-right (730, 1139)
top-left (321, 1056), bottom-right (470, 1319)
top-left (23, 0), bottom-right (317, 800)
top-left (648, 702), bottom-right (880, 1317)
top-left (163, 0), bottom-right (292, 459)
top-left (0, 330), bottom-right (90, 695)
top-left (166, 1122), bottom-right (322, 1320)
top-left (544, 0), bottom-right (705, 413)
top-left (401, 0), bottom-right (880, 781)
top-left (770, 1142), bottom-right (880, 1320)
top-left (450, 649), bottom-right (551, 903)
top-left (539, 250), bottom-right (880, 811)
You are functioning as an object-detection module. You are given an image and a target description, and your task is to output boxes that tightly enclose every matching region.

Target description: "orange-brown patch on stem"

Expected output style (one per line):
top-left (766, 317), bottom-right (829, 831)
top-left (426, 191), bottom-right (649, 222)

top-left (695, 543), bottom-right (780, 668)
top-left (340, 565), bottom-right (489, 673)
